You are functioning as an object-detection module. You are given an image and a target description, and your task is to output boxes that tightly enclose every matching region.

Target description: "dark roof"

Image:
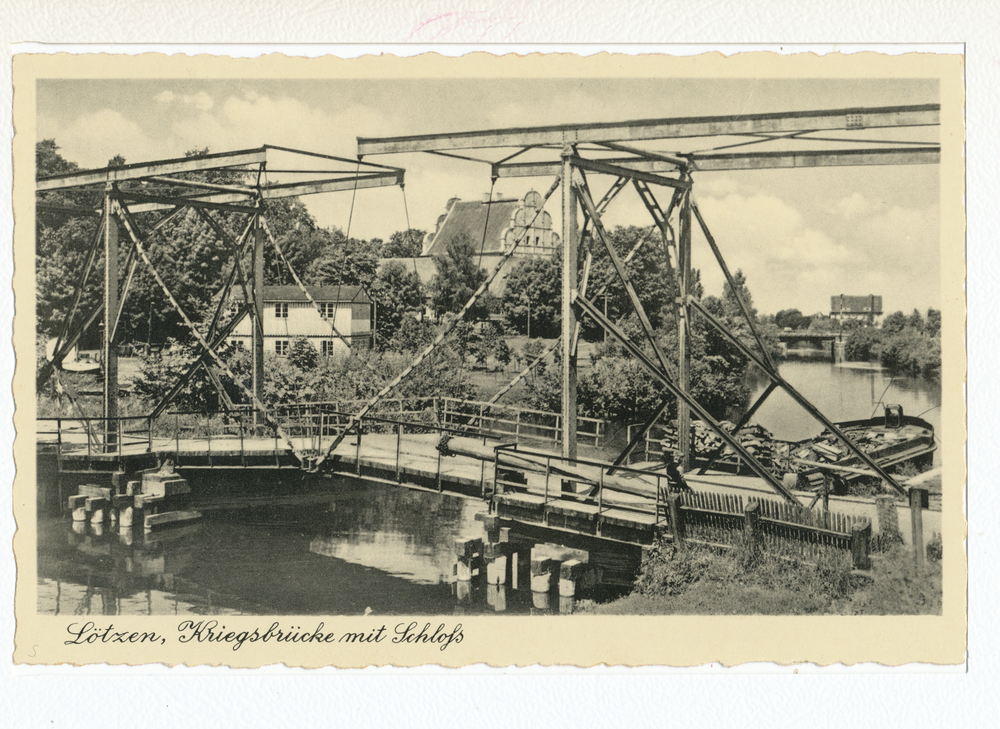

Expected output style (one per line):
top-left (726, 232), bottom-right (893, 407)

top-left (423, 199), bottom-right (521, 258)
top-left (830, 295), bottom-right (883, 314)
top-left (232, 285), bottom-right (369, 303)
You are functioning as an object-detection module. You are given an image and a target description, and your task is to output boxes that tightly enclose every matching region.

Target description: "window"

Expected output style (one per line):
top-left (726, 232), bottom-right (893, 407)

top-left (275, 340), bottom-right (289, 356)
top-left (320, 302), bottom-right (337, 318)
top-left (275, 303), bottom-right (289, 318)
top-left (233, 340), bottom-right (245, 350)
top-left (321, 340), bottom-right (336, 356)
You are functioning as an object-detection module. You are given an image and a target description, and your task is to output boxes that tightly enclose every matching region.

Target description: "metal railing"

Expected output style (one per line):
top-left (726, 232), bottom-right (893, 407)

top-left (490, 443), bottom-right (670, 526)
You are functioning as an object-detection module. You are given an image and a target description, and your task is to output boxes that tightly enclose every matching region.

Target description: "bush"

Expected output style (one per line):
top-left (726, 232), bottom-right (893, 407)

top-left (845, 327), bottom-right (883, 362)
top-left (926, 532), bottom-right (943, 561)
top-left (288, 337), bottom-right (318, 371)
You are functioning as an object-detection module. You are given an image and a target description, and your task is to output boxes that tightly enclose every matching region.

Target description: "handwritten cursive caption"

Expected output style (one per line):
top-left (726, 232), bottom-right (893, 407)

top-left (64, 620), bottom-right (465, 652)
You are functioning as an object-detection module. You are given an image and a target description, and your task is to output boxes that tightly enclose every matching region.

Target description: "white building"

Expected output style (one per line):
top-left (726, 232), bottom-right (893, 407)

top-left (228, 285), bottom-right (372, 357)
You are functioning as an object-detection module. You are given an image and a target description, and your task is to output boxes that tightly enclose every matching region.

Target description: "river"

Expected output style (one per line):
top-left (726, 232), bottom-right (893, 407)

top-left (748, 361), bottom-right (941, 466)
top-left (36, 362), bottom-right (941, 617)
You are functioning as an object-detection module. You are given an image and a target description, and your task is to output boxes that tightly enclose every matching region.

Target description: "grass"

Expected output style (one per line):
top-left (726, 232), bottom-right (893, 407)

top-left (577, 536), bottom-right (942, 616)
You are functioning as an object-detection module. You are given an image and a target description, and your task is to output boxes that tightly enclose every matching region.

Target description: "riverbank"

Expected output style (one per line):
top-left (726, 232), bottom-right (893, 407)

top-left (577, 541), bottom-right (942, 615)
top-left (576, 539), bottom-right (942, 616)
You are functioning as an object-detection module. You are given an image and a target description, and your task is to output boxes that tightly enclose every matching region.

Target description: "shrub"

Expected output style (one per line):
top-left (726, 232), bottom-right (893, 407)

top-left (926, 532), bottom-right (943, 561)
top-left (288, 337), bottom-right (318, 371)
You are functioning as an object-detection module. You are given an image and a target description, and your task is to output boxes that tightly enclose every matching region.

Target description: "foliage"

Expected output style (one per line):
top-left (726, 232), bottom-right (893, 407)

top-left (845, 327), bottom-right (883, 362)
top-left (428, 233), bottom-right (488, 319)
top-left (577, 355), bottom-right (664, 424)
top-left (880, 330), bottom-right (941, 379)
top-left (775, 308), bottom-right (811, 330)
top-left (926, 532), bottom-right (943, 561)
top-left (500, 255), bottom-right (561, 337)
top-left (288, 337), bottom-right (318, 371)
top-left (881, 310), bottom-right (908, 335)
top-left (517, 338), bottom-right (550, 382)
top-left (370, 261), bottom-right (425, 347)
top-left (307, 235), bottom-right (380, 289)
top-left (132, 338), bottom-right (246, 412)
top-left (380, 229), bottom-right (426, 258)
top-left (582, 224), bottom-right (695, 337)
top-left (466, 322), bottom-right (512, 370)
top-left (387, 316), bottom-right (437, 354)
top-left (925, 308), bottom-right (941, 338)
top-left (580, 538), bottom-right (940, 616)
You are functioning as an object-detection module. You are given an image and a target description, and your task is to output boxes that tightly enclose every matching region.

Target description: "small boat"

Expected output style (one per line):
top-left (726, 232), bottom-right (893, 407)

top-left (690, 404), bottom-right (936, 481)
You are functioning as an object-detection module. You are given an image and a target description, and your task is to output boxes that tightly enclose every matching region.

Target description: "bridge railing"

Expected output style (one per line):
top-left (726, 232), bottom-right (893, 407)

top-left (491, 442), bottom-right (868, 565)
top-left (37, 415), bottom-right (156, 465)
top-left (278, 397), bottom-right (607, 449)
top-left (37, 396), bottom-right (609, 464)
top-left (490, 443), bottom-right (670, 526)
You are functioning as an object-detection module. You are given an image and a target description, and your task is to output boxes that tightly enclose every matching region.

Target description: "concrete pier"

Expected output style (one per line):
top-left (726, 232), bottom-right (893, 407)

top-left (454, 536), bottom-right (483, 582)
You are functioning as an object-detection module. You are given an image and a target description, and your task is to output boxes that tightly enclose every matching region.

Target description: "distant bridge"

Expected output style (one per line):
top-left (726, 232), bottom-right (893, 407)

top-left (775, 331), bottom-right (847, 362)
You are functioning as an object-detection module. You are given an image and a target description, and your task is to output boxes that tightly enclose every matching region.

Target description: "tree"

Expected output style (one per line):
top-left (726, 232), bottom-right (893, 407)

top-left (907, 308), bottom-right (925, 334)
top-left (380, 229), bottom-right (426, 258)
top-left (925, 308), bottom-right (941, 338)
top-left (722, 268), bottom-right (757, 321)
top-left (370, 261), bottom-right (424, 346)
top-left (775, 308), bottom-right (810, 331)
top-left (387, 316), bottom-right (437, 354)
top-left (307, 236), bottom-right (380, 289)
top-left (882, 310), bottom-right (908, 335)
top-left (288, 337), bottom-right (318, 371)
top-left (261, 199), bottom-right (335, 283)
top-left (586, 225), bottom-right (681, 333)
top-left (467, 322), bottom-right (511, 370)
top-left (428, 233), bottom-right (488, 319)
top-left (845, 327), bottom-right (883, 362)
top-left (501, 255), bottom-right (561, 337)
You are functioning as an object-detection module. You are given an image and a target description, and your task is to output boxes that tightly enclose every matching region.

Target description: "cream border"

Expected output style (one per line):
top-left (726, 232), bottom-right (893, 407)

top-left (12, 50), bottom-right (967, 668)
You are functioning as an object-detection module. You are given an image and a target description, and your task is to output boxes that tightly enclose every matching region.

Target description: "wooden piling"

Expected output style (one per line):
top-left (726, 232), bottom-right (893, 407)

top-left (744, 501), bottom-right (762, 552)
top-left (668, 494), bottom-right (685, 548)
top-left (851, 519), bottom-right (872, 570)
top-left (559, 559), bottom-right (586, 598)
top-left (454, 537), bottom-right (483, 582)
top-left (910, 487), bottom-right (928, 567)
top-left (530, 551), bottom-right (559, 593)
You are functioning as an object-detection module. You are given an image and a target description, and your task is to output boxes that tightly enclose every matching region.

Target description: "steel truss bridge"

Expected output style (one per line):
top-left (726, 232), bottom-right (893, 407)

top-left (36, 104), bottom-right (940, 511)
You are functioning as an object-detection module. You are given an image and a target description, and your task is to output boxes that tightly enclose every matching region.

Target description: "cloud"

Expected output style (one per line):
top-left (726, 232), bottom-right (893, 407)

top-left (39, 109), bottom-right (157, 169)
top-left (832, 191), bottom-right (872, 219)
top-left (155, 89), bottom-right (214, 110)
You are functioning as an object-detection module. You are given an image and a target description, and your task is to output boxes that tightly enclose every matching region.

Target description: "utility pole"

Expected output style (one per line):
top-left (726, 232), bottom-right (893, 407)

top-left (103, 187), bottom-right (119, 451)
top-left (252, 210), bottom-right (265, 428)
top-left (560, 147), bottom-right (578, 462)
top-left (677, 187), bottom-right (692, 470)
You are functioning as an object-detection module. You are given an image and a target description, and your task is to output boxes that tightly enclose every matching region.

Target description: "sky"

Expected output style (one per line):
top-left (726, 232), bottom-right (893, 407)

top-left (36, 77), bottom-right (941, 316)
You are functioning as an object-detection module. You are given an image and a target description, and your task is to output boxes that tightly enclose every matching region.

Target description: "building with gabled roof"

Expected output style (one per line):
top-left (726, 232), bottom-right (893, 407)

top-left (229, 285), bottom-right (372, 357)
top-left (390, 190), bottom-right (560, 296)
top-left (830, 294), bottom-right (883, 326)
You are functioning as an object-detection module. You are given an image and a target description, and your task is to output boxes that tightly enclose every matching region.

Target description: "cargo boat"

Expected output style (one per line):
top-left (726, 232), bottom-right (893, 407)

top-left (642, 405), bottom-right (936, 482)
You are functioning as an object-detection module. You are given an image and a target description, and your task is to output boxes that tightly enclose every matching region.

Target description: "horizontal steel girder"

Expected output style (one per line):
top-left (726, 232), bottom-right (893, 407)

top-left (37, 148), bottom-right (268, 191)
top-left (495, 146), bottom-right (940, 178)
top-left (358, 104), bottom-right (940, 155)
top-left (75, 172), bottom-right (405, 215)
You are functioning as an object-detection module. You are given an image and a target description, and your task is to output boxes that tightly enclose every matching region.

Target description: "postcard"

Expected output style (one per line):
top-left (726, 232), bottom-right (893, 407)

top-left (12, 50), bottom-right (965, 667)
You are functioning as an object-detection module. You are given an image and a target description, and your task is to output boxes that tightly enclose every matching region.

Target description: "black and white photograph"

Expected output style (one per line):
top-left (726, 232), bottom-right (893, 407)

top-left (14, 51), bottom-right (965, 667)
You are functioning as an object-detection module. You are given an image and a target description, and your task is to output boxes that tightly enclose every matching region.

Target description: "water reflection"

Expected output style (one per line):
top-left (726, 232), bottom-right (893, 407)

top-left (750, 362), bottom-right (942, 454)
top-left (37, 481), bottom-right (564, 616)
